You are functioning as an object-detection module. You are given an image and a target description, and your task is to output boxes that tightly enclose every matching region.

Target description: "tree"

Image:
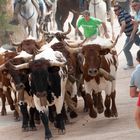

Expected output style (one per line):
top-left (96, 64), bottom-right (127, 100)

top-left (0, 0), bottom-right (13, 45)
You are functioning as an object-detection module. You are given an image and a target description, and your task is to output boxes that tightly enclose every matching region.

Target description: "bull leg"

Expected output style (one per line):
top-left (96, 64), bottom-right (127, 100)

top-left (4, 88), bottom-right (15, 111)
top-left (29, 107), bottom-right (37, 131)
top-left (34, 108), bottom-right (41, 124)
top-left (19, 102), bottom-right (29, 131)
top-left (80, 90), bottom-right (88, 112)
top-left (110, 90), bottom-right (118, 117)
top-left (40, 111), bottom-right (52, 140)
top-left (48, 105), bottom-right (56, 123)
top-left (104, 95), bottom-right (111, 118)
top-left (85, 93), bottom-right (97, 118)
top-left (69, 96), bottom-right (78, 118)
top-left (92, 92), bottom-right (104, 114)
top-left (0, 92), bottom-right (7, 115)
top-left (14, 95), bottom-right (20, 121)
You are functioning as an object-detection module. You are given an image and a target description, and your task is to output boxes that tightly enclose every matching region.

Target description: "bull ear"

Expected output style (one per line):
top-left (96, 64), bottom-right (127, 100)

top-left (100, 48), bottom-right (110, 55)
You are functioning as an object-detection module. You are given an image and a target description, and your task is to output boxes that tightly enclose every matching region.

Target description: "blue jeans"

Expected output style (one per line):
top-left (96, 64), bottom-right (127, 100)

top-left (123, 34), bottom-right (140, 66)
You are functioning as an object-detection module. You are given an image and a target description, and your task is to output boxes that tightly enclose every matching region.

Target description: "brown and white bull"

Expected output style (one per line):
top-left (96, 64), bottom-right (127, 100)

top-left (0, 48), bottom-right (20, 119)
top-left (63, 36), bottom-right (119, 118)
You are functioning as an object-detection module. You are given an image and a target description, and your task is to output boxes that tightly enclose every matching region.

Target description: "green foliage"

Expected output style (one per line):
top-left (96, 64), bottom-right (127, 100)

top-left (0, 0), bottom-right (14, 44)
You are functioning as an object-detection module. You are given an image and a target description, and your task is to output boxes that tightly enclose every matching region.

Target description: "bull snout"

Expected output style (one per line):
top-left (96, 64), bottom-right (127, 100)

top-left (16, 83), bottom-right (25, 90)
top-left (36, 91), bottom-right (47, 98)
top-left (88, 68), bottom-right (98, 76)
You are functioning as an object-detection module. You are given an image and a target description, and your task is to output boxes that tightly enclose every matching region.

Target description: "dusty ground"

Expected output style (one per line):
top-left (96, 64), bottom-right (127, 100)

top-left (0, 13), bottom-right (140, 140)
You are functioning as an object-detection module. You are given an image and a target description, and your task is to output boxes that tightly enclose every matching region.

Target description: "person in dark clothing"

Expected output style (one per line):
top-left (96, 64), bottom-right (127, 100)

top-left (114, 4), bottom-right (140, 70)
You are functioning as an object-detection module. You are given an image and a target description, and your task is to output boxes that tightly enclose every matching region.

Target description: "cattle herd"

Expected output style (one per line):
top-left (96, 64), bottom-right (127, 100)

top-left (0, 23), bottom-right (119, 139)
top-left (0, 0), bottom-right (121, 140)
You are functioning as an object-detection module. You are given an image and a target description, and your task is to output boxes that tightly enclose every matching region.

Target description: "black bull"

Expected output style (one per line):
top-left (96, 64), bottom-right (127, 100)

top-left (55, 0), bottom-right (89, 31)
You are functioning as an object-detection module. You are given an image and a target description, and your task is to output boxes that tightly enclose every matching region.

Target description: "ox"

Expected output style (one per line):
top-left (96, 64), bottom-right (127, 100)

top-left (6, 48), bottom-right (67, 139)
top-left (89, 0), bottom-right (115, 40)
top-left (63, 36), bottom-right (119, 118)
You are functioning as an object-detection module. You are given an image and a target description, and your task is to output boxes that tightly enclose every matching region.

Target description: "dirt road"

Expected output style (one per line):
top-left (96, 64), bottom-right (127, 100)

top-left (0, 14), bottom-right (140, 140)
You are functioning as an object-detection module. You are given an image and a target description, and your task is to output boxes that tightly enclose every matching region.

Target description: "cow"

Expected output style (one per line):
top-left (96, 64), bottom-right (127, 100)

top-left (0, 48), bottom-right (20, 120)
top-left (62, 36), bottom-right (119, 118)
top-left (6, 48), bottom-right (68, 139)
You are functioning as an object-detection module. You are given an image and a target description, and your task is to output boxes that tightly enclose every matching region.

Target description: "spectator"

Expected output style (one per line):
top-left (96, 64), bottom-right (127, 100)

top-left (131, 0), bottom-right (140, 35)
top-left (130, 49), bottom-right (140, 129)
top-left (75, 10), bottom-right (110, 41)
top-left (9, 0), bottom-right (45, 25)
top-left (114, 4), bottom-right (140, 70)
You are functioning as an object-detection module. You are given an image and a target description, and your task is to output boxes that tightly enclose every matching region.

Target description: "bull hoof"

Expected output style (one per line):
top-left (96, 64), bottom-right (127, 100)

top-left (14, 116), bottom-right (21, 122)
top-left (83, 107), bottom-right (88, 112)
top-left (89, 108), bottom-right (97, 118)
top-left (29, 126), bottom-right (37, 131)
top-left (111, 111), bottom-right (118, 118)
top-left (22, 125), bottom-right (29, 132)
top-left (35, 120), bottom-right (41, 125)
top-left (10, 104), bottom-right (15, 110)
top-left (22, 127), bottom-right (29, 132)
top-left (1, 109), bottom-right (7, 116)
top-left (104, 109), bottom-right (111, 118)
top-left (70, 111), bottom-right (78, 118)
top-left (58, 129), bottom-right (66, 135)
top-left (97, 106), bottom-right (104, 114)
top-left (45, 133), bottom-right (53, 140)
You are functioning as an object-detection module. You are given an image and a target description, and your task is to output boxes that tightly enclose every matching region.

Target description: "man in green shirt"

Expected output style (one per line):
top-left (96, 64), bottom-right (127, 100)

top-left (75, 10), bottom-right (110, 40)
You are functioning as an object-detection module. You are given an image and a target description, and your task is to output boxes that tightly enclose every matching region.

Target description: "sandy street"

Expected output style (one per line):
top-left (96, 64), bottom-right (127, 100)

top-left (0, 13), bottom-right (140, 140)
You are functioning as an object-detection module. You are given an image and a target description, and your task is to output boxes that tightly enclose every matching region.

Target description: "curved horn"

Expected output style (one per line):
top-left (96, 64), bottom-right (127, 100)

top-left (8, 62), bottom-right (29, 70)
top-left (9, 34), bottom-right (21, 46)
top-left (49, 60), bottom-right (67, 67)
top-left (66, 38), bottom-right (87, 48)
top-left (61, 23), bottom-right (71, 35)
top-left (102, 35), bottom-right (119, 49)
top-left (62, 41), bottom-right (82, 53)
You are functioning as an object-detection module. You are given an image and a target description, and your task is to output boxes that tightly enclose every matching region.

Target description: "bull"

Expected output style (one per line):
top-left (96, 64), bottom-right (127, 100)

top-left (63, 36), bottom-right (119, 118)
top-left (5, 48), bottom-right (67, 139)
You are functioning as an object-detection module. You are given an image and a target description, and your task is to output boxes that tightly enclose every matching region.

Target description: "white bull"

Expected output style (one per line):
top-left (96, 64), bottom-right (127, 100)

top-left (89, 0), bottom-right (115, 40)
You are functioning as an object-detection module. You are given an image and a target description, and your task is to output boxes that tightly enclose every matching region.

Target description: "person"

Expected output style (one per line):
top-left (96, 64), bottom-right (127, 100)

top-left (130, 49), bottom-right (140, 129)
top-left (115, 0), bottom-right (131, 13)
top-left (114, 4), bottom-right (140, 70)
top-left (9, 0), bottom-right (45, 25)
top-left (75, 10), bottom-right (110, 41)
top-left (131, 0), bottom-right (140, 35)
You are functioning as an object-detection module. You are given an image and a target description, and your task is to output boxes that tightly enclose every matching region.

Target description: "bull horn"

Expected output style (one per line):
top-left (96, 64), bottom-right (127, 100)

top-left (102, 35), bottom-right (119, 50)
top-left (9, 62), bottom-right (29, 70)
top-left (63, 41), bottom-right (82, 53)
top-left (49, 60), bottom-right (67, 67)
top-left (61, 23), bottom-right (71, 35)
top-left (9, 34), bottom-right (21, 46)
top-left (64, 38), bottom-right (87, 48)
